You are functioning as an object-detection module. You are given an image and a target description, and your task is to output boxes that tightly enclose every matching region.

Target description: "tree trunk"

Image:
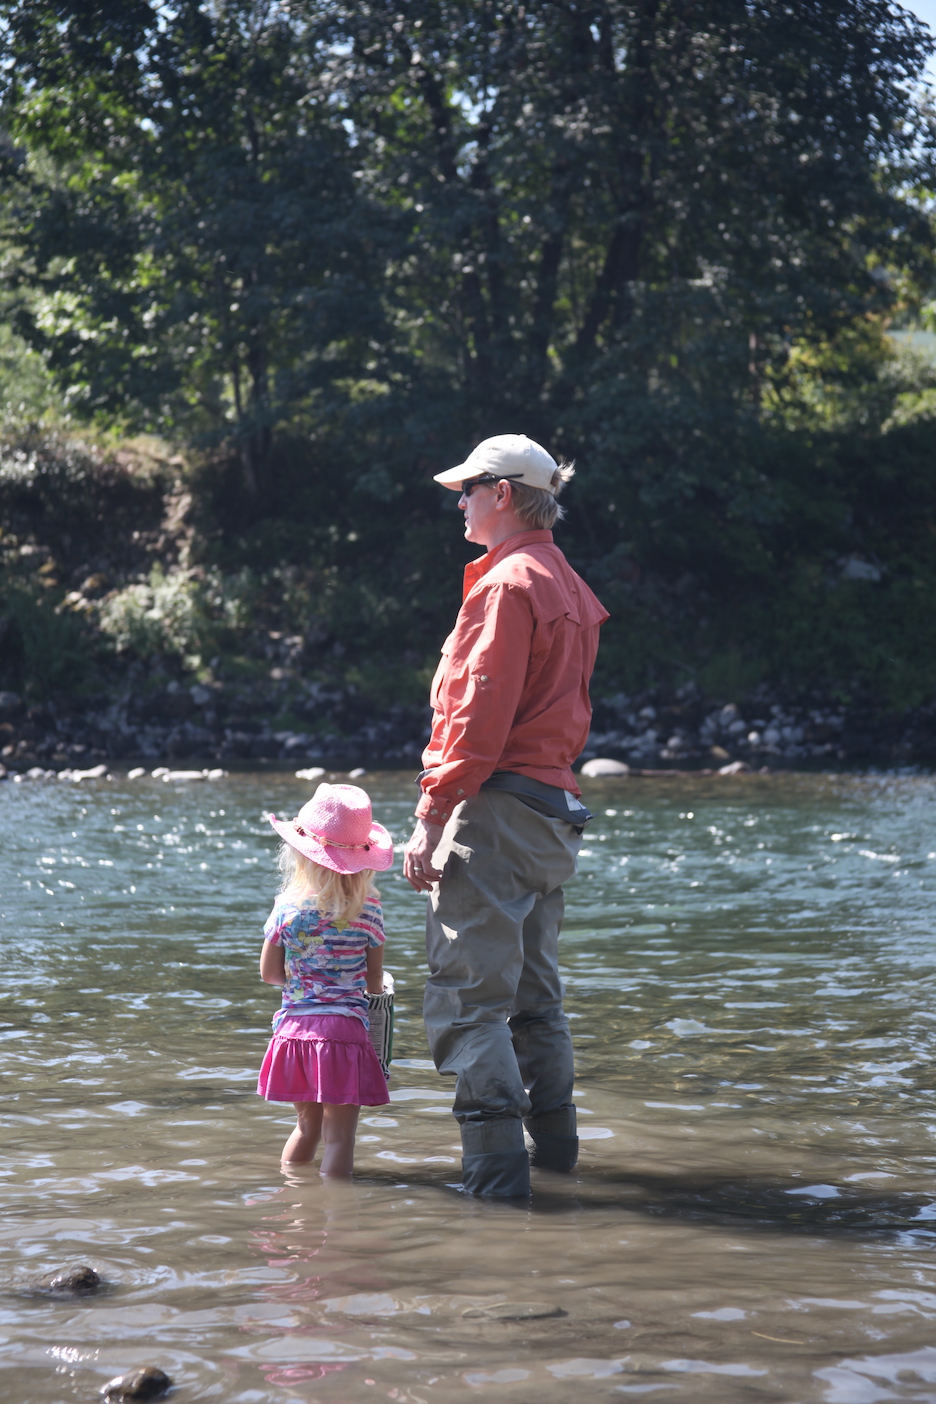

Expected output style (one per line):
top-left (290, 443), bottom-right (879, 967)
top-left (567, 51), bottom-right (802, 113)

top-left (573, 0), bottom-right (661, 363)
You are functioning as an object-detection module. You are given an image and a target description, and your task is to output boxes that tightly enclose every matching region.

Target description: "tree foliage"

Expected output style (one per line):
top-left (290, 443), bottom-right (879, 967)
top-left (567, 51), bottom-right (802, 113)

top-left (0, 0), bottom-right (935, 705)
top-left (0, 0), bottom-right (383, 486)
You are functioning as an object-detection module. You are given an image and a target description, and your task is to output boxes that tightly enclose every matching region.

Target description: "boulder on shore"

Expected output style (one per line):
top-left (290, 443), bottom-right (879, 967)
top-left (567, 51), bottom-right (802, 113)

top-left (580, 757), bottom-right (630, 778)
top-left (295, 766), bottom-right (325, 781)
top-left (0, 691), bottom-right (23, 719)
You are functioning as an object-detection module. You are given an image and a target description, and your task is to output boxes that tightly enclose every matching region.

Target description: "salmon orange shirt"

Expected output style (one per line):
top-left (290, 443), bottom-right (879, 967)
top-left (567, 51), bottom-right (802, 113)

top-left (416, 529), bottom-right (609, 825)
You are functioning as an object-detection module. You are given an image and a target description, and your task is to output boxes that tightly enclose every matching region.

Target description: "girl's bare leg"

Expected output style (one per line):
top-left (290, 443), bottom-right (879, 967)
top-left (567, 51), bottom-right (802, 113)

top-left (319, 1104), bottom-right (361, 1178)
top-left (282, 1102), bottom-right (324, 1163)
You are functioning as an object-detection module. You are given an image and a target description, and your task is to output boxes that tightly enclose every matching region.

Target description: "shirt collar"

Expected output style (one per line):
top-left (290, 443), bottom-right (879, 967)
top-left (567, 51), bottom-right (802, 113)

top-left (463, 529), bottom-right (554, 599)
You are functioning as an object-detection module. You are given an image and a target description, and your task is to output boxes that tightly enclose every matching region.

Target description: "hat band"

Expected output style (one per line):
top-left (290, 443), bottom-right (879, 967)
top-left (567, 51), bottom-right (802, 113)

top-left (292, 821), bottom-right (370, 852)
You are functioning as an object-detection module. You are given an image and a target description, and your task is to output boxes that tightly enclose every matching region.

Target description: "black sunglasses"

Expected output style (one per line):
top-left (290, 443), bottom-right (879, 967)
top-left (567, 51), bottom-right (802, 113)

top-left (461, 472), bottom-right (522, 497)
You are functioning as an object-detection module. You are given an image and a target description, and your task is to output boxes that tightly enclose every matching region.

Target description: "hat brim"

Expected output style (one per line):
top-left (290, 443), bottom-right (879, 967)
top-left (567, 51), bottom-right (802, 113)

top-left (432, 463), bottom-right (479, 491)
top-left (269, 815), bottom-right (394, 873)
top-left (431, 463), bottom-right (556, 495)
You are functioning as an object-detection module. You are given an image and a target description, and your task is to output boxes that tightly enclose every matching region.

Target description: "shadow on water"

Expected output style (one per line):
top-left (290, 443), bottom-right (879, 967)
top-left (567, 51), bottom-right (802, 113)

top-left (357, 1165), bottom-right (936, 1236)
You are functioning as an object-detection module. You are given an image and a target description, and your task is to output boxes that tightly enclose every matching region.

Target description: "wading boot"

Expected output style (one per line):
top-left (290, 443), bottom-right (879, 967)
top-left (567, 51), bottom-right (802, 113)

top-left (523, 1107), bottom-right (578, 1173)
top-left (460, 1116), bottom-right (531, 1199)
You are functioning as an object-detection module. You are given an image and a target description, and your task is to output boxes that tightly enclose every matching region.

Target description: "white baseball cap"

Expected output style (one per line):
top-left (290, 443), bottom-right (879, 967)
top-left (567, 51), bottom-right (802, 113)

top-left (433, 433), bottom-right (559, 495)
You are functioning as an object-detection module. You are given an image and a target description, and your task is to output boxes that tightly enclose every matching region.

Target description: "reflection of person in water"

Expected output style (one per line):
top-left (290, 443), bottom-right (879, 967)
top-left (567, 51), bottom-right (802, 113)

top-left (257, 783), bottom-right (394, 1176)
top-left (246, 1160), bottom-right (411, 1392)
top-left (247, 1179), bottom-right (375, 1390)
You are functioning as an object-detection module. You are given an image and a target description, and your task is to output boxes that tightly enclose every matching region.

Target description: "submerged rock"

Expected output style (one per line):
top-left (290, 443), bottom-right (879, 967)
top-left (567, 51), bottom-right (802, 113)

top-left (37, 1264), bottom-right (102, 1294)
top-left (101, 1367), bottom-right (173, 1401)
top-left (461, 1300), bottom-right (566, 1320)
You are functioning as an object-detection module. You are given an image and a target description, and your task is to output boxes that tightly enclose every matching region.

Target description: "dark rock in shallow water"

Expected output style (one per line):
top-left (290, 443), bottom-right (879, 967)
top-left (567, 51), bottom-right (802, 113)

top-left (101, 1366), bottom-right (173, 1400)
top-left (38, 1264), bottom-right (103, 1294)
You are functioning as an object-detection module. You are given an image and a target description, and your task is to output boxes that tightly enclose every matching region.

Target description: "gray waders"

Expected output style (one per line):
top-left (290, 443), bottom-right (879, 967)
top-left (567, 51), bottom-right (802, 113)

top-left (423, 790), bottom-right (582, 1198)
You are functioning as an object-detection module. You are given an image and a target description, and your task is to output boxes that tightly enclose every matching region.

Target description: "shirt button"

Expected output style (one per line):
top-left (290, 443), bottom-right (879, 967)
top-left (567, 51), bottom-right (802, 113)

top-left (431, 808), bottom-right (438, 815)
top-left (480, 674), bottom-right (488, 682)
top-left (457, 788), bottom-right (464, 795)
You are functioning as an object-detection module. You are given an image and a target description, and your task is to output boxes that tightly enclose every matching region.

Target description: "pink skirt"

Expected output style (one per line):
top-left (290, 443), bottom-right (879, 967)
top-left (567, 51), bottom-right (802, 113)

top-left (257, 1014), bottom-right (389, 1106)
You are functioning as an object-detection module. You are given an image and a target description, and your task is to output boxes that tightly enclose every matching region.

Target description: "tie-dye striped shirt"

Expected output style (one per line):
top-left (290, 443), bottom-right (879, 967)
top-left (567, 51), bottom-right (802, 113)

top-left (263, 893), bottom-right (385, 1031)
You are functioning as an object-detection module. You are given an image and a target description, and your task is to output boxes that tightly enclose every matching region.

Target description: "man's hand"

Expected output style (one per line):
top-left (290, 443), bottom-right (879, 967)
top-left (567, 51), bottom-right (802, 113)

top-left (404, 818), bottom-right (445, 892)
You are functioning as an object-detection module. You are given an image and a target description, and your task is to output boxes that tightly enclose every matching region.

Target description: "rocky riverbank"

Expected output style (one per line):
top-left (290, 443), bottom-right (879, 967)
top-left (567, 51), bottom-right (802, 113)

top-left (0, 680), bottom-right (429, 780)
top-left (2, 681), bottom-right (935, 781)
top-left (586, 690), bottom-right (936, 770)
top-left (4, 430), bottom-right (936, 784)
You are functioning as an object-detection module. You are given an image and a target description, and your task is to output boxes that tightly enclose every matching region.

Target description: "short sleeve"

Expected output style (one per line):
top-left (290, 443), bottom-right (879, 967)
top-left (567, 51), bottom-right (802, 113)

top-left (359, 897), bottom-right (385, 948)
top-left (263, 900), bottom-right (290, 946)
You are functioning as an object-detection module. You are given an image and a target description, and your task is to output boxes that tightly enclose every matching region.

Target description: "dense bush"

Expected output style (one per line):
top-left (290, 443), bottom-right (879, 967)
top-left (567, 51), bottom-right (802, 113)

top-left (0, 580), bottom-right (95, 696)
top-left (0, 429), bottom-right (173, 696)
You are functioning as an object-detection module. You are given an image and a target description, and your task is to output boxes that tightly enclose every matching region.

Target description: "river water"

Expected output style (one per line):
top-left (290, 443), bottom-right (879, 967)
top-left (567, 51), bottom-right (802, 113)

top-left (2, 769), bottom-right (936, 1404)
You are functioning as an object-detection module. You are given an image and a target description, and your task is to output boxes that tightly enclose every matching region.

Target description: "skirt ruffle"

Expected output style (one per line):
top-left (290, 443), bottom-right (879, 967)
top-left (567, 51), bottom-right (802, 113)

top-left (257, 1013), bottom-right (389, 1106)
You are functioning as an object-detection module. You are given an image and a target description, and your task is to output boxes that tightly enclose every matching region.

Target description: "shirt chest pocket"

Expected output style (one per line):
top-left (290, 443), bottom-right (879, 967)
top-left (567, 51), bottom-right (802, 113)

top-left (528, 607), bottom-right (580, 671)
top-left (430, 631), bottom-right (463, 710)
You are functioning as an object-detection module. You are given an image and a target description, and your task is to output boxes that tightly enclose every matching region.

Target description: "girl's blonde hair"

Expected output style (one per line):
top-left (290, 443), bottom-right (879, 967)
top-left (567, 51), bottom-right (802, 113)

top-left (278, 842), bottom-right (378, 924)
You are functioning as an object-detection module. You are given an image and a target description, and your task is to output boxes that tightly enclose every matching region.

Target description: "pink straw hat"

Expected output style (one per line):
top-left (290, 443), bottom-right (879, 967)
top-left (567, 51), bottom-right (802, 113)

top-left (268, 783), bottom-right (394, 874)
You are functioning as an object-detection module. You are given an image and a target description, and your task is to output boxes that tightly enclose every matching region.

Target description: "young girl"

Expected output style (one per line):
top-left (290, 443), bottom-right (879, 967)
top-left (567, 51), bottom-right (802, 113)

top-left (257, 782), bottom-right (394, 1176)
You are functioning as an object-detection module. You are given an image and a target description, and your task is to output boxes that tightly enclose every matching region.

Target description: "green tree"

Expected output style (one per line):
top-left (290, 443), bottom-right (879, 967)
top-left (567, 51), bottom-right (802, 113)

top-left (327, 0), bottom-right (936, 701)
top-left (1, 0), bottom-right (935, 705)
top-left (0, 0), bottom-right (384, 490)
top-left (337, 1), bottom-right (934, 499)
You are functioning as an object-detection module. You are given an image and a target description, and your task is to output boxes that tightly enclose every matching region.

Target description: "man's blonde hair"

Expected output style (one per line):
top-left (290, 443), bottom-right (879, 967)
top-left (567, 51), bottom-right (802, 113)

top-left (509, 462), bottom-right (575, 530)
top-left (278, 843), bottom-right (378, 924)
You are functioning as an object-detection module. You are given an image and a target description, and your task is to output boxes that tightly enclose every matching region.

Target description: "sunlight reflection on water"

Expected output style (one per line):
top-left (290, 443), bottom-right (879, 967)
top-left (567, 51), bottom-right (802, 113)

top-left (1, 769), bottom-right (936, 1401)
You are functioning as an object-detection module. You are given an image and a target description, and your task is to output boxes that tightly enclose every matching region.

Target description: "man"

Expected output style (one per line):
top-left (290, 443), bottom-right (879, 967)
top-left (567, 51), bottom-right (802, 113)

top-left (403, 433), bottom-right (608, 1199)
